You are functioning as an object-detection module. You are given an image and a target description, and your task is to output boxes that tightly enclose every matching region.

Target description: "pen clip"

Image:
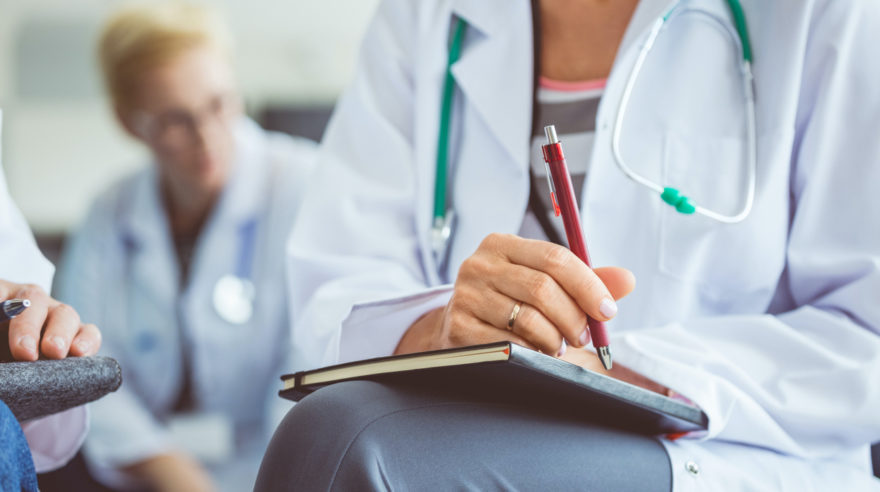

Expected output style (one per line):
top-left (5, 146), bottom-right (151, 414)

top-left (543, 161), bottom-right (561, 217)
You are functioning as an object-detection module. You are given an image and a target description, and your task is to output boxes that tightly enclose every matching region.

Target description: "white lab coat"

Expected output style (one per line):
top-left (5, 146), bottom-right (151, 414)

top-left (0, 109), bottom-right (87, 473)
top-left (56, 118), bottom-right (315, 490)
top-left (287, 0), bottom-right (880, 490)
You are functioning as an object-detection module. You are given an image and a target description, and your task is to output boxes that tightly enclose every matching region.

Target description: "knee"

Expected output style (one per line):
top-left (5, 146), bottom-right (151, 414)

top-left (266, 380), bottom-right (380, 455)
top-left (287, 380), bottom-right (395, 434)
top-left (255, 381), bottom-right (397, 491)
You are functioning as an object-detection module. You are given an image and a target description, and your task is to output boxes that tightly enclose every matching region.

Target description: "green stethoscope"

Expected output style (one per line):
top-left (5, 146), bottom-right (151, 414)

top-left (432, 0), bottom-right (757, 261)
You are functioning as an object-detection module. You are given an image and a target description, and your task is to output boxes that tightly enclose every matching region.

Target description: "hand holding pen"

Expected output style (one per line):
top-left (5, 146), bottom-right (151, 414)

top-left (396, 233), bottom-right (634, 358)
top-left (397, 149), bottom-right (635, 360)
top-left (0, 279), bottom-right (101, 361)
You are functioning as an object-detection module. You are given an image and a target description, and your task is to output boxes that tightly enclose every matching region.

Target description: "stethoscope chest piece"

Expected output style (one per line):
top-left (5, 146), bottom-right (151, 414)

top-left (212, 274), bottom-right (255, 325)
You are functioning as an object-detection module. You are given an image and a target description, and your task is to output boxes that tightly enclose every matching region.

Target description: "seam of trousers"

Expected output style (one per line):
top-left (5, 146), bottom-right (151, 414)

top-left (329, 401), bottom-right (477, 488)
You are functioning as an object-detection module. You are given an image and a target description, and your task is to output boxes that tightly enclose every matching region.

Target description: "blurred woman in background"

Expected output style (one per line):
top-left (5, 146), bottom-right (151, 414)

top-left (56, 4), bottom-right (315, 491)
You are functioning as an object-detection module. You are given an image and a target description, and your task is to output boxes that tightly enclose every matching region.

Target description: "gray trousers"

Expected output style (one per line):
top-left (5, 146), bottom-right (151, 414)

top-left (254, 380), bottom-right (672, 491)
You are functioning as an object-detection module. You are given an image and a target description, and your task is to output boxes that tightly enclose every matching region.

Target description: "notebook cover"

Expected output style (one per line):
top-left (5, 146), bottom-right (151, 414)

top-left (280, 342), bottom-right (707, 435)
top-left (0, 356), bottom-right (122, 421)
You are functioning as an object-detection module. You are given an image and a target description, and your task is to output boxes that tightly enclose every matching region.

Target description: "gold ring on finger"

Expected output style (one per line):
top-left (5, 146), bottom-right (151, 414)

top-left (507, 301), bottom-right (523, 331)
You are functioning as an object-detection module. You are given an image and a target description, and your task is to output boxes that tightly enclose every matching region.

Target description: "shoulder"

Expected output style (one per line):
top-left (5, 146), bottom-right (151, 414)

top-left (263, 130), bottom-right (318, 174)
top-left (789, 0), bottom-right (880, 92)
top-left (798, 0), bottom-right (880, 42)
top-left (356, 0), bottom-right (450, 61)
top-left (58, 167), bottom-right (151, 286)
top-left (250, 127), bottom-right (317, 199)
top-left (78, 166), bottom-right (151, 233)
top-left (809, 0), bottom-right (880, 19)
top-left (236, 117), bottom-right (316, 174)
top-left (248, 130), bottom-right (318, 228)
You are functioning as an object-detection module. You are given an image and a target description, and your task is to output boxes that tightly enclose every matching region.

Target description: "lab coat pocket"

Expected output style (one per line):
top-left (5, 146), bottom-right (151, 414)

top-left (658, 131), bottom-right (777, 300)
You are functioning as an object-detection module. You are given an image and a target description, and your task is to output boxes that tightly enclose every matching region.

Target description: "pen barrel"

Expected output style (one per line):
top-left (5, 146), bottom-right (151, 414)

top-left (588, 318), bottom-right (610, 348)
top-left (543, 143), bottom-right (592, 267)
top-left (542, 142), bottom-right (610, 349)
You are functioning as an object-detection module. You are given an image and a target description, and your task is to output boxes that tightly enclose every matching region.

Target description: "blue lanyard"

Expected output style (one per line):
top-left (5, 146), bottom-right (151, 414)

top-left (235, 219), bottom-right (258, 280)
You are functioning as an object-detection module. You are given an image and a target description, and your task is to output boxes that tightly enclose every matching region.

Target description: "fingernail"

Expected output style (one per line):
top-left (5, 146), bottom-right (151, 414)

top-left (18, 335), bottom-right (37, 353)
top-left (75, 340), bottom-right (91, 354)
top-left (599, 298), bottom-right (618, 319)
top-left (557, 342), bottom-right (567, 357)
top-left (579, 329), bottom-right (589, 346)
top-left (52, 336), bottom-right (66, 350)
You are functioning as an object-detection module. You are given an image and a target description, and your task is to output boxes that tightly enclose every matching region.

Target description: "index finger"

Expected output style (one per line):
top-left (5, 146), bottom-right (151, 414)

top-left (0, 279), bottom-right (12, 300)
top-left (490, 234), bottom-right (623, 322)
top-left (7, 284), bottom-right (51, 361)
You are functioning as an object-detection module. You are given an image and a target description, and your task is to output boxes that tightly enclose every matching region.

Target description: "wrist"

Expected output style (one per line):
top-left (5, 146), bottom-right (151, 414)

top-left (394, 307), bottom-right (445, 355)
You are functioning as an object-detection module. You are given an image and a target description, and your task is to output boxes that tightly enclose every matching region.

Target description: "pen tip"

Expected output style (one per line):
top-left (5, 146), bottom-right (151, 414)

top-left (598, 346), bottom-right (612, 371)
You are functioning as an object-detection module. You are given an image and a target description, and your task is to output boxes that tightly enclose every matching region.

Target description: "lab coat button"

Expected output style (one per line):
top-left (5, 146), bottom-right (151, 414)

top-left (685, 460), bottom-right (700, 476)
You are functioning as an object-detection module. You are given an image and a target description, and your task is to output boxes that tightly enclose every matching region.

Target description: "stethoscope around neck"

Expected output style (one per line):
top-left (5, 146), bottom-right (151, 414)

top-left (431, 0), bottom-right (758, 263)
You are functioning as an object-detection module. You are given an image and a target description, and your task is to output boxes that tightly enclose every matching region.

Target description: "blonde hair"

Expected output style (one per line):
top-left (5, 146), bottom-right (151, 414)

top-left (98, 2), bottom-right (232, 111)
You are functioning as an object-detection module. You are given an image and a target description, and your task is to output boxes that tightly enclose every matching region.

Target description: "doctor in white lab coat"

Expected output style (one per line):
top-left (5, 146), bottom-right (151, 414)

top-left (271, 0), bottom-right (880, 490)
top-left (56, 4), bottom-right (316, 491)
top-left (58, 118), bottom-right (314, 491)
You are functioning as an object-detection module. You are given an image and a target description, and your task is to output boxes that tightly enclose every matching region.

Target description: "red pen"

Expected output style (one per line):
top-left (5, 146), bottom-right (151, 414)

top-left (541, 125), bottom-right (613, 370)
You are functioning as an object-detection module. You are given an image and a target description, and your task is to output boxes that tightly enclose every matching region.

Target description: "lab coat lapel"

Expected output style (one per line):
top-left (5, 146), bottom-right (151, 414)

top-left (581, 0), bottom-right (677, 270)
top-left (120, 168), bottom-right (179, 309)
top-left (416, 0), bottom-right (534, 284)
top-left (450, 0), bottom-right (533, 175)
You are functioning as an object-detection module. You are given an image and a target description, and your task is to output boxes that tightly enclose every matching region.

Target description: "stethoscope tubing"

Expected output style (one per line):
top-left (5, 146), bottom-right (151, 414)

top-left (611, 4), bottom-right (757, 224)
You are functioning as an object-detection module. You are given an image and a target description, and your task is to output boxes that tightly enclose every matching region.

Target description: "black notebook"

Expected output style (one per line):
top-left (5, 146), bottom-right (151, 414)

top-left (280, 342), bottom-right (708, 435)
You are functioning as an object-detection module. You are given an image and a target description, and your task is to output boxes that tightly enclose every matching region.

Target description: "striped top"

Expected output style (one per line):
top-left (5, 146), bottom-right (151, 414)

top-left (518, 77), bottom-right (606, 244)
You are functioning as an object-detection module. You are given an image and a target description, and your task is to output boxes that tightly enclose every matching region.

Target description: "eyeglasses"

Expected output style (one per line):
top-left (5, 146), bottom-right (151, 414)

top-left (132, 93), bottom-right (241, 149)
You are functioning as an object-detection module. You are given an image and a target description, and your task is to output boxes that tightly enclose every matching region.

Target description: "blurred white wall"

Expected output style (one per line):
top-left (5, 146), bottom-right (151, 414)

top-left (0, 0), bottom-right (379, 234)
